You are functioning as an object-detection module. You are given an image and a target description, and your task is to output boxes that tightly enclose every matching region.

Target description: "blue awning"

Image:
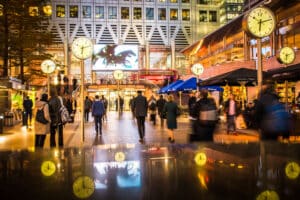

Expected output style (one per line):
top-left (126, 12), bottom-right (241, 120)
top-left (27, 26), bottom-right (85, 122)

top-left (199, 85), bottom-right (224, 92)
top-left (169, 77), bottom-right (197, 92)
top-left (158, 80), bottom-right (184, 94)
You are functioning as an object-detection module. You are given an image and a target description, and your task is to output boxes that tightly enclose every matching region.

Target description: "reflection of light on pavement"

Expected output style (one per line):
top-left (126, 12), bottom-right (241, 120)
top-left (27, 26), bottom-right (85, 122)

top-left (0, 137), bottom-right (6, 143)
top-left (197, 172), bottom-right (208, 190)
top-left (194, 152), bottom-right (207, 166)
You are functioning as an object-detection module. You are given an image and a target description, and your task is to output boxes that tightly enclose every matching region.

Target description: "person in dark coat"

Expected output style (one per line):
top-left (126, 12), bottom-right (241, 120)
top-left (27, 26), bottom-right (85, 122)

top-left (156, 95), bottom-right (166, 127)
top-left (23, 95), bottom-right (33, 127)
top-left (190, 90), bottom-right (218, 141)
top-left (92, 95), bottom-right (105, 135)
top-left (84, 96), bottom-right (92, 122)
top-left (132, 90), bottom-right (148, 143)
top-left (163, 94), bottom-right (179, 143)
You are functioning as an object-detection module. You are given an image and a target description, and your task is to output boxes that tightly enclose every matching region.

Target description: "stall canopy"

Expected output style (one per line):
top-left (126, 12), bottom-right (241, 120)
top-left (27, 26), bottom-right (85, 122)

top-left (199, 68), bottom-right (265, 86)
top-left (266, 63), bottom-right (300, 82)
top-left (158, 80), bottom-right (183, 94)
top-left (199, 85), bottom-right (224, 92)
top-left (169, 77), bottom-right (197, 92)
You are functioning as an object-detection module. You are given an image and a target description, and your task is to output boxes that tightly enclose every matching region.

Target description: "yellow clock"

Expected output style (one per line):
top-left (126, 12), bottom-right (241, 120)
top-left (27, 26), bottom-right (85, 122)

top-left (285, 161), bottom-right (300, 179)
top-left (113, 70), bottom-right (124, 80)
top-left (115, 151), bottom-right (126, 162)
top-left (191, 63), bottom-right (204, 76)
top-left (256, 190), bottom-right (279, 200)
top-left (73, 176), bottom-right (95, 199)
top-left (278, 47), bottom-right (296, 65)
top-left (41, 59), bottom-right (56, 74)
top-left (71, 37), bottom-right (93, 60)
top-left (41, 161), bottom-right (56, 176)
top-left (194, 152), bottom-right (207, 166)
top-left (243, 6), bottom-right (276, 38)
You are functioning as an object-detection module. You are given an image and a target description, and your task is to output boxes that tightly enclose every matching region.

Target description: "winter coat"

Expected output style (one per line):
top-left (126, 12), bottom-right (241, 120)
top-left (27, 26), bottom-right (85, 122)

top-left (133, 94), bottom-right (148, 117)
top-left (34, 100), bottom-right (51, 135)
top-left (163, 101), bottom-right (178, 129)
top-left (92, 100), bottom-right (105, 116)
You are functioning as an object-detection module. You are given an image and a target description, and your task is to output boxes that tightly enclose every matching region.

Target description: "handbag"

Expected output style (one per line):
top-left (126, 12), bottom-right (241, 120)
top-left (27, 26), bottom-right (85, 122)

top-left (36, 105), bottom-right (49, 124)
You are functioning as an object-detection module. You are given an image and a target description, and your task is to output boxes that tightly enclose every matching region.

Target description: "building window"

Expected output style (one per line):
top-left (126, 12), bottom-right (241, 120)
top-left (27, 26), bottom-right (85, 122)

top-left (209, 10), bottom-right (217, 22)
top-left (69, 5), bottom-right (78, 18)
top-left (182, 9), bottom-right (190, 21)
top-left (158, 0), bottom-right (166, 2)
top-left (170, 0), bottom-right (177, 3)
top-left (145, 0), bottom-right (154, 2)
top-left (182, 0), bottom-right (190, 3)
top-left (146, 8), bottom-right (154, 20)
top-left (56, 5), bottom-right (65, 18)
top-left (95, 6), bottom-right (104, 19)
top-left (197, 0), bottom-right (209, 4)
top-left (170, 9), bottom-right (178, 20)
top-left (82, 6), bottom-right (91, 18)
top-left (158, 8), bottom-right (166, 20)
top-left (199, 10), bottom-right (207, 22)
top-left (29, 7), bottom-right (39, 16)
top-left (121, 7), bottom-right (129, 19)
top-left (108, 6), bottom-right (117, 19)
top-left (133, 7), bottom-right (142, 20)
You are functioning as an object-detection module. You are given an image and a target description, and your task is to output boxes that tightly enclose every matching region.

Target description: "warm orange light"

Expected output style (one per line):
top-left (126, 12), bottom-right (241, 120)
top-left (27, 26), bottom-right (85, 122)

top-left (43, 5), bottom-right (52, 16)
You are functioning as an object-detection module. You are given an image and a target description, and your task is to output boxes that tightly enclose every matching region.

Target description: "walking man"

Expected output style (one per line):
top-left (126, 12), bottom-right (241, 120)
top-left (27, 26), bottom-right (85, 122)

top-left (132, 90), bottom-right (148, 143)
top-left (224, 93), bottom-right (238, 135)
top-left (84, 96), bottom-right (92, 122)
top-left (92, 95), bottom-right (105, 135)
top-left (23, 96), bottom-right (33, 127)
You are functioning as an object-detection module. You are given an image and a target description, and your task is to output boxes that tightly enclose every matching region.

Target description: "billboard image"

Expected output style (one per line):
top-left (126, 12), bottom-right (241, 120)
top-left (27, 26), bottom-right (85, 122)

top-left (92, 45), bottom-right (138, 70)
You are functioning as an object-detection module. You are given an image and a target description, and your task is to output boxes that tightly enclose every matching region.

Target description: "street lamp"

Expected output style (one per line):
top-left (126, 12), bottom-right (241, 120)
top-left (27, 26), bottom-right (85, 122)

top-left (41, 59), bottom-right (56, 97)
top-left (71, 37), bottom-right (93, 143)
top-left (113, 70), bottom-right (124, 115)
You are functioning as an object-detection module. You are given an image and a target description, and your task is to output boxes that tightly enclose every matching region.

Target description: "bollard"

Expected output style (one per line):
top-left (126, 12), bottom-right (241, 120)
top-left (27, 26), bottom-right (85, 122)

top-left (0, 114), bottom-right (3, 134)
top-left (22, 111), bottom-right (27, 126)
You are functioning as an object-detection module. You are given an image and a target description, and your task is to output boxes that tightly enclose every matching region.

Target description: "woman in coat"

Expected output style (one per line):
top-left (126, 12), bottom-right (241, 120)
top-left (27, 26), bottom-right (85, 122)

top-left (163, 94), bottom-right (179, 143)
top-left (34, 93), bottom-right (51, 148)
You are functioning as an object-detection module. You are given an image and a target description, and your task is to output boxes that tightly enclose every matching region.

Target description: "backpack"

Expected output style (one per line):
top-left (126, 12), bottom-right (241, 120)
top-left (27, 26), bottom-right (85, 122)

top-left (36, 104), bottom-right (49, 124)
top-left (199, 98), bottom-right (218, 126)
top-left (58, 97), bottom-right (70, 125)
top-left (149, 102), bottom-right (156, 110)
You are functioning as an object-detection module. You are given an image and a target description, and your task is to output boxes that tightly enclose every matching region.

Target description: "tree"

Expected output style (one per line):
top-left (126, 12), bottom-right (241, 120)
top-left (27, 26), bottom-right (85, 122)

top-left (0, 0), bottom-right (54, 84)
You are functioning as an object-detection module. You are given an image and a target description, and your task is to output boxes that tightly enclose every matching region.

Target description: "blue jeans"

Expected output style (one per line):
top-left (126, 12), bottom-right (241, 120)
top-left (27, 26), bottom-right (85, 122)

top-left (94, 115), bottom-right (103, 134)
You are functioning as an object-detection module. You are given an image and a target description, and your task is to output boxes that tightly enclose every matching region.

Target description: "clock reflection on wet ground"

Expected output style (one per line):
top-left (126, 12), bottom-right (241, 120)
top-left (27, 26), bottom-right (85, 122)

top-left (0, 142), bottom-right (299, 200)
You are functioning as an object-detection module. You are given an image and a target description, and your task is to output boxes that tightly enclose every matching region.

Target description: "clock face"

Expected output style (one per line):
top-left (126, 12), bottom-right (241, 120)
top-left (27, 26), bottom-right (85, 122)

top-left (41, 161), bottom-right (56, 176)
top-left (191, 63), bottom-right (204, 75)
top-left (285, 162), bottom-right (300, 179)
top-left (73, 176), bottom-right (95, 199)
top-left (41, 59), bottom-right (56, 74)
top-left (256, 190), bottom-right (279, 200)
top-left (194, 152), bottom-right (207, 166)
top-left (71, 37), bottom-right (93, 60)
top-left (278, 47), bottom-right (296, 65)
top-left (245, 7), bottom-right (276, 38)
top-left (113, 70), bottom-right (124, 80)
top-left (115, 151), bottom-right (126, 162)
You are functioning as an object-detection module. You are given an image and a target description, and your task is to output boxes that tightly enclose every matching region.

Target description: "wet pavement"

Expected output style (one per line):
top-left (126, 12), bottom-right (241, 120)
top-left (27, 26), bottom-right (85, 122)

top-left (0, 111), bottom-right (260, 150)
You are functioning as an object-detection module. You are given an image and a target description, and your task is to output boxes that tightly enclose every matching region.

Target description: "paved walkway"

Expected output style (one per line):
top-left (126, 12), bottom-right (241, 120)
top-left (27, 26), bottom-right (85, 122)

top-left (0, 111), bottom-right (261, 150)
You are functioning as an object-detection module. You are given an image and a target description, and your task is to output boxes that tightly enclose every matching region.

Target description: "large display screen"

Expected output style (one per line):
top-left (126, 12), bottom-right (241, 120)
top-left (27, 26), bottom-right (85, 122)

top-left (94, 161), bottom-right (141, 189)
top-left (92, 45), bottom-right (139, 70)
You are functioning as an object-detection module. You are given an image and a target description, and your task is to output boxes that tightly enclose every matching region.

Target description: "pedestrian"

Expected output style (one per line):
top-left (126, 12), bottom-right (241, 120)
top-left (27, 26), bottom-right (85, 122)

top-left (34, 93), bottom-right (51, 148)
top-left (92, 95), bottom-right (105, 135)
top-left (129, 96), bottom-right (136, 119)
top-left (148, 95), bottom-right (157, 125)
top-left (132, 90), bottom-right (148, 143)
top-left (224, 93), bottom-right (238, 135)
top-left (188, 91), bottom-right (197, 134)
top-left (296, 92), bottom-right (300, 108)
top-left (156, 95), bottom-right (166, 127)
top-left (163, 94), bottom-right (179, 143)
top-left (48, 87), bottom-right (64, 147)
top-left (101, 95), bottom-right (108, 122)
top-left (190, 89), bottom-right (218, 141)
top-left (23, 95), bottom-right (33, 127)
top-left (120, 96), bottom-right (124, 113)
top-left (255, 81), bottom-right (292, 140)
top-left (66, 95), bottom-right (74, 122)
top-left (84, 96), bottom-right (92, 122)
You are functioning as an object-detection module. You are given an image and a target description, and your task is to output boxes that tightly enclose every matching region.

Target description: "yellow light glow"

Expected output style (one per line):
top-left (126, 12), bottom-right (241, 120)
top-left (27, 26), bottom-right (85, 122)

top-left (194, 152), bottom-right (207, 166)
top-left (115, 151), bottom-right (125, 162)
top-left (43, 5), bottom-right (52, 16)
top-left (29, 7), bottom-right (39, 16)
top-left (73, 176), bottom-right (95, 199)
top-left (285, 162), bottom-right (300, 179)
top-left (237, 165), bottom-right (244, 169)
top-left (41, 161), bottom-right (56, 176)
top-left (230, 163), bottom-right (235, 167)
top-left (256, 190), bottom-right (279, 200)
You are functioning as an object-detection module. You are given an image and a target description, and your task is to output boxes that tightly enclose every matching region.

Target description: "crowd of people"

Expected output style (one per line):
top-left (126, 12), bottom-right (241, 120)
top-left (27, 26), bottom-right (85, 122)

top-left (24, 82), bottom-right (297, 148)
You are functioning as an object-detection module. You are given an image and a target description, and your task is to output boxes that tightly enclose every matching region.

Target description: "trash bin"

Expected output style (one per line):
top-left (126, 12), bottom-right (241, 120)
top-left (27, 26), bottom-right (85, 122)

top-left (4, 112), bottom-right (14, 127)
top-left (22, 111), bottom-right (27, 126)
top-left (0, 114), bottom-right (3, 134)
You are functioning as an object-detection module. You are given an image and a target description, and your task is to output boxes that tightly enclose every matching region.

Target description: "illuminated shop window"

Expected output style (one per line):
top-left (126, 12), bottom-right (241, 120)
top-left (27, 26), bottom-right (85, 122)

top-left (0, 4), bottom-right (3, 16)
top-left (82, 6), bottom-right (91, 18)
top-left (43, 5), bottom-right (52, 16)
top-left (108, 7), bottom-right (117, 19)
top-left (145, 0), bottom-right (154, 2)
top-left (29, 7), bottom-right (39, 16)
top-left (158, 0), bottom-right (166, 2)
top-left (158, 8), bottom-right (166, 20)
top-left (133, 7), bottom-right (142, 20)
top-left (170, 0), bottom-right (177, 3)
top-left (182, 9), bottom-right (190, 21)
top-left (199, 10), bottom-right (207, 22)
top-left (209, 10), bottom-right (217, 22)
top-left (182, 0), bottom-right (190, 3)
top-left (69, 5), bottom-right (78, 18)
top-left (170, 9), bottom-right (178, 20)
top-left (56, 5), bottom-right (65, 18)
top-left (95, 6), bottom-right (104, 19)
top-left (121, 7), bottom-right (129, 19)
top-left (146, 7), bottom-right (154, 20)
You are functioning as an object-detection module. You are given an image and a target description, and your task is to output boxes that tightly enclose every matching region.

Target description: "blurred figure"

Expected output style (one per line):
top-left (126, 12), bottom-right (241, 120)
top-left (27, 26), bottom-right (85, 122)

top-left (66, 95), bottom-right (74, 123)
top-left (255, 82), bottom-right (292, 140)
top-left (132, 90), bottom-right (148, 143)
top-left (163, 94), bottom-right (179, 143)
top-left (296, 92), bottom-right (300, 108)
top-left (190, 90), bottom-right (218, 141)
top-left (34, 93), bottom-right (51, 148)
top-left (148, 95), bottom-right (157, 125)
top-left (101, 95), bottom-right (108, 122)
top-left (156, 95), bottom-right (166, 127)
top-left (129, 96), bottom-right (135, 119)
top-left (224, 93), bottom-right (238, 135)
top-left (23, 95), bottom-right (33, 127)
top-left (188, 91), bottom-right (197, 134)
top-left (84, 96), bottom-right (92, 122)
top-left (92, 95), bottom-right (105, 135)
